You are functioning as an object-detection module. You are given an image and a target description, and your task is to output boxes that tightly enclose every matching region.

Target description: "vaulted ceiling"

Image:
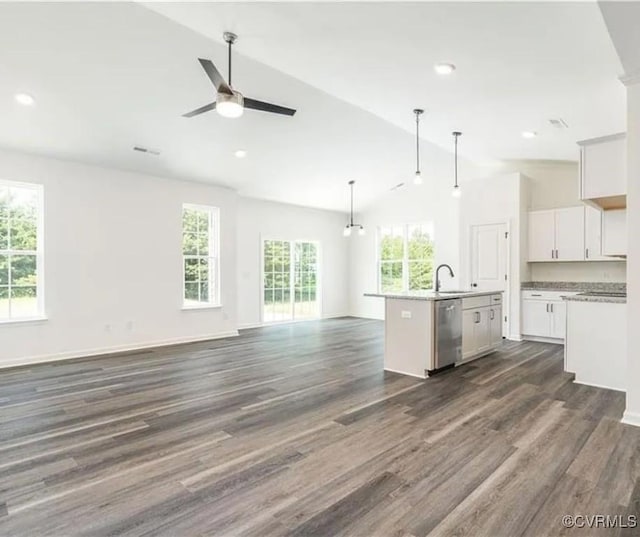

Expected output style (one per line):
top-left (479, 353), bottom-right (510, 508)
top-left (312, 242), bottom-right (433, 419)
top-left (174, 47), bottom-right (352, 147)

top-left (0, 2), bottom-right (627, 211)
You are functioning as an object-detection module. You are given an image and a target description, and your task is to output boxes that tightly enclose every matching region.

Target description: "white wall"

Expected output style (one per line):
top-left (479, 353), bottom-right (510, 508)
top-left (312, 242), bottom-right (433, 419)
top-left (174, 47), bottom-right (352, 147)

top-left (0, 149), bottom-right (238, 367)
top-left (624, 81), bottom-right (640, 426)
top-left (236, 197), bottom-right (349, 328)
top-left (349, 178), bottom-right (461, 320)
top-left (459, 173), bottom-right (527, 340)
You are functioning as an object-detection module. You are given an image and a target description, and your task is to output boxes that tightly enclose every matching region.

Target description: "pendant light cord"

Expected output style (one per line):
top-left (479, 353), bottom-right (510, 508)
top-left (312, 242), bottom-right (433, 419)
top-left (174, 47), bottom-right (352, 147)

top-left (415, 112), bottom-right (420, 174)
top-left (349, 180), bottom-right (355, 226)
top-left (454, 134), bottom-right (458, 188)
top-left (228, 40), bottom-right (232, 86)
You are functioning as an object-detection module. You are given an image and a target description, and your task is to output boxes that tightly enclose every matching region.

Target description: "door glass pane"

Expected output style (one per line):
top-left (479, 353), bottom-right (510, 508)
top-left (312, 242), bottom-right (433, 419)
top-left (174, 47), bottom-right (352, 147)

top-left (294, 242), bottom-right (319, 320)
top-left (263, 240), bottom-right (292, 322)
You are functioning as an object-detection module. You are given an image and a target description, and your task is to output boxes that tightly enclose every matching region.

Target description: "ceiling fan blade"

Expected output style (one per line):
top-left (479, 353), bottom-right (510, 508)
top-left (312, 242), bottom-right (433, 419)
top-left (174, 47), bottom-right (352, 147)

top-left (183, 101), bottom-right (216, 118)
top-left (244, 97), bottom-right (296, 116)
top-left (198, 58), bottom-right (232, 94)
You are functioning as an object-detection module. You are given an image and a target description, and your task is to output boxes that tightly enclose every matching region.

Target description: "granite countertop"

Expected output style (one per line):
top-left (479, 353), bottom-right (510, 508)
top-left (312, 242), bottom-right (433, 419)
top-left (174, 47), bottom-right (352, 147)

top-left (364, 290), bottom-right (503, 301)
top-left (521, 281), bottom-right (627, 293)
top-left (563, 292), bottom-right (627, 304)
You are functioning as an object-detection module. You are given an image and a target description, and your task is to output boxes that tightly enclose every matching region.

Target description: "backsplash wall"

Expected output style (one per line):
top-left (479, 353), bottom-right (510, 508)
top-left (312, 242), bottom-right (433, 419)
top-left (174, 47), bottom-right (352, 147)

top-left (529, 261), bottom-right (626, 282)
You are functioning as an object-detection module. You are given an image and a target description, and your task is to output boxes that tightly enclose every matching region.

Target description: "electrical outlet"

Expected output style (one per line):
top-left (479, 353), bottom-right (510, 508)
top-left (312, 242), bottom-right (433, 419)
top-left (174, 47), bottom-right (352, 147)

top-left (401, 310), bottom-right (412, 319)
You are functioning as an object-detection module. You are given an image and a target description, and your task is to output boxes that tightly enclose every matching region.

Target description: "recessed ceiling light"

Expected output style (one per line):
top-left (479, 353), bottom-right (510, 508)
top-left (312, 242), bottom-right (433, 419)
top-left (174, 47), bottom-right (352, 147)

top-left (234, 149), bottom-right (247, 158)
top-left (434, 63), bottom-right (456, 75)
top-left (521, 131), bottom-right (537, 139)
top-left (14, 93), bottom-right (35, 106)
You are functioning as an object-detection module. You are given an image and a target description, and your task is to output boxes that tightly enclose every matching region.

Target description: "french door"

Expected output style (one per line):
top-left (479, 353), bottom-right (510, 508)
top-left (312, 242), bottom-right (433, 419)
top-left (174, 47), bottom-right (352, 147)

top-left (262, 239), bottom-right (320, 323)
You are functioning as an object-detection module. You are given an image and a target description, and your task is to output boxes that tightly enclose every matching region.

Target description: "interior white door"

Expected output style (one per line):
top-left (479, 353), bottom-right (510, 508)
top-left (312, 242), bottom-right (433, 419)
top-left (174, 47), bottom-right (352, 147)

top-left (528, 211), bottom-right (555, 261)
top-left (555, 207), bottom-right (585, 261)
top-left (470, 223), bottom-right (508, 337)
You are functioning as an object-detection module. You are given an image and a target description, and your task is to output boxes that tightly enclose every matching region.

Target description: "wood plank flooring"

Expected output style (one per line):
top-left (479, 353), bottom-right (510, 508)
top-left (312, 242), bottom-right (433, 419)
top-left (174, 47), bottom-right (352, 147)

top-left (0, 317), bottom-right (638, 536)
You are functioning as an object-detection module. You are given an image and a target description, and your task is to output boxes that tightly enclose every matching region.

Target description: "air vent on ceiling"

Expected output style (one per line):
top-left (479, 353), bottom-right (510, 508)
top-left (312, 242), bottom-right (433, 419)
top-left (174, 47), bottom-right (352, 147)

top-left (133, 146), bottom-right (161, 156)
top-left (390, 182), bottom-right (406, 191)
top-left (548, 118), bottom-right (569, 129)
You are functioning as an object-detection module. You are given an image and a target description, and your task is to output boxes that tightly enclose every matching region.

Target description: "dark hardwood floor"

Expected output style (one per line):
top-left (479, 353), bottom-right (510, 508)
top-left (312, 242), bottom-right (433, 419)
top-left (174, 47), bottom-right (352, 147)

top-left (0, 317), bottom-right (638, 536)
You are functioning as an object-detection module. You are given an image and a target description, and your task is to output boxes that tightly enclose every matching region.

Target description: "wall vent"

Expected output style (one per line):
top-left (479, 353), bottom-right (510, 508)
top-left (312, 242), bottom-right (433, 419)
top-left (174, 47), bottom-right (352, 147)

top-left (133, 146), bottom-right (161, 156)
top-left (390, 182), bottom-right (406, 191)
top-left (548, 118), bottom-right (569, 129)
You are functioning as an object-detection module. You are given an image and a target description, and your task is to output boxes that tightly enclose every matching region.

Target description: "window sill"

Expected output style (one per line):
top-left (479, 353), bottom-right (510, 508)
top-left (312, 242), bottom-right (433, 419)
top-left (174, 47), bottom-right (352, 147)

top-left (181, 304), bottom-right (223, 311)
top-left (0, 316), bottom-right (48, 326)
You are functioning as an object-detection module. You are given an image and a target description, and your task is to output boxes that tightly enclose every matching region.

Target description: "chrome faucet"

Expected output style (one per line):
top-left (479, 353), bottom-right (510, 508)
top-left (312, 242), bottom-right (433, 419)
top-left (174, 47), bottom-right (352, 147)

top-left (435, 264), bottom-right (455, 292)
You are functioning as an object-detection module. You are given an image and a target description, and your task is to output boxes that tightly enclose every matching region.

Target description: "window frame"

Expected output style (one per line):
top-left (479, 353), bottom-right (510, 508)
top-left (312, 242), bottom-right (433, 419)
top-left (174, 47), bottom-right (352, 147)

top-left (181, 203), bottom-right (221, 309)
top-left (377, 222), bottom-right (434, 293)
top-left (0, 179), bottom-right (45, 324)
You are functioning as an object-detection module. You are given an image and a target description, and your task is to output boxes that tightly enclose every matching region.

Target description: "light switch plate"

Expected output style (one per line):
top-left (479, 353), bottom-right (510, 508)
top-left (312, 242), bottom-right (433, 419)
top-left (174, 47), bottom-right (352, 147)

top-left (401, 310), bottom-right (412, 319)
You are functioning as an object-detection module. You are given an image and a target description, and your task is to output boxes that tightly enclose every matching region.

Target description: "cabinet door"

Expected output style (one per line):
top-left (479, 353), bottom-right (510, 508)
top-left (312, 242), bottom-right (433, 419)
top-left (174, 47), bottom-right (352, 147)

top-left (549, 301), bottom-right (567, 339)
top-left (528, 211), bottom-right (555, 262)
top-left (602, 209), bottom-right (627, 257)
top-left (489, 305), bottom-right (503, 348)
top-left (584, 205), bottom-right (607, 261)
top-left (522, 299), bottom-right (551, 337)
top-left (475, 308), bottom-right (492, 354)
top-left (581, 136), bottom-right (626, 200)
top-left (462, 309), bottom-right (477, 361)
top-left (555, 207), bottom-right (585, 261)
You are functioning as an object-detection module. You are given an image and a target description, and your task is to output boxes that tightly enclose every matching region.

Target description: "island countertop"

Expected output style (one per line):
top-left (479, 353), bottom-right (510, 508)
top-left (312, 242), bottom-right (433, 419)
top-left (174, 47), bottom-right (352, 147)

top-left (364, 290), bottom-right (503, 301)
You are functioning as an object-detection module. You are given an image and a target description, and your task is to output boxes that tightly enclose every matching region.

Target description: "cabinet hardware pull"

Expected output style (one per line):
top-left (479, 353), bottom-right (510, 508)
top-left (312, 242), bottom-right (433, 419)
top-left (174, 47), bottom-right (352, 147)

top-left (586, 248), bottom-right (589, 259)
top-left (551, 249), bottom-right (554, 259)
top-left (550, 303), bottom-right (554, 313)
top-left (546, 303), bottom-right (549, 313)
top-left (490, 309), bottom-right (495, 320)
top-left (475, 311), bottom-right (480, 323)
top-left (532, 293), bottom-right (542, 297)
top-left (556, 249), bottom-right (559, 258)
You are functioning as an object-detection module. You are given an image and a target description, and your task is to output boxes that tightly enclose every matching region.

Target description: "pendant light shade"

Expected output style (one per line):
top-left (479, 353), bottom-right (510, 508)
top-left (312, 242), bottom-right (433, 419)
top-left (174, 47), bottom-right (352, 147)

top-left (343, 180), bottom-right (365, 237)
top-left (451, 131), bottom-right (462, 198)
top-left (413, 109), bottom-right (424, 185)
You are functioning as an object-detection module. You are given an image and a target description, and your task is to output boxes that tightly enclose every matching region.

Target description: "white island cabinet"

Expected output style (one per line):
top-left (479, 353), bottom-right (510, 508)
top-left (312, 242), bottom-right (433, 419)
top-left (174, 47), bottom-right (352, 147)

top-left (364, 291), bottom-right (503, 378)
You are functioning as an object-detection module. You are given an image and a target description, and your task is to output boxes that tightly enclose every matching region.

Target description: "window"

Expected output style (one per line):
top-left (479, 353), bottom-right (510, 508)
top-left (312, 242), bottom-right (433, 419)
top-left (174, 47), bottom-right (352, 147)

top-left (378, 223), bottom-right (434, 292)
top-left (0, 181), bottom-right (43, 321)
top-left (182, 204), bottom-right (219, 307)
top-left (262, 239), bottom-right (319, 322)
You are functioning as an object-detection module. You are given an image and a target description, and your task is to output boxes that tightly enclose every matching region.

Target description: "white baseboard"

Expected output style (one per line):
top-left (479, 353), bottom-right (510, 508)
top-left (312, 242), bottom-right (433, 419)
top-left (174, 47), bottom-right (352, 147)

top-left (622, 410), bottom-right (640, 428)
top-left (522, 335), bottom-right (564, 345)
top-left (573, 379), bottom-right (625, 393)
top-left (508, 334), bottom-right (523, 341)
top-left (0, 330), bottom-right (240, 370)
top-left (238, 313), bottom-right (352, 331)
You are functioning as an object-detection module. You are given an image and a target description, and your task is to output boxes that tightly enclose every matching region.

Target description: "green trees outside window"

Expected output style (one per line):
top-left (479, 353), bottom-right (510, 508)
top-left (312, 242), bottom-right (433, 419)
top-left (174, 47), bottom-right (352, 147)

top-left (0, 183), bottom-right (41, 320)
top-left (379, 223), bottom-right (434, 293)
top-left (182, 205), bottom-right (218, 306)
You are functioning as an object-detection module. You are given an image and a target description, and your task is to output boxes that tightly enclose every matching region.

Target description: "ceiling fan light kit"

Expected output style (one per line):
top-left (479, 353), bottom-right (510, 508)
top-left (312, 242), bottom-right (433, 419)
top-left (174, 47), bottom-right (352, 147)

top-left (183, 32), bottom-right (296, 119)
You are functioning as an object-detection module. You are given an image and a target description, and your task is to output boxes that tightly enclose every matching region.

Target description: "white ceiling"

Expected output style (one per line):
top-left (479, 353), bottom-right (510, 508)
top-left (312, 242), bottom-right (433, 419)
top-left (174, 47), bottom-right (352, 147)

top-left (146, 1), bottom-right (627, 163)
top-left (0, 2), bottom-right (629, 212)
top-left (599, 1), bottom-right (640, 77)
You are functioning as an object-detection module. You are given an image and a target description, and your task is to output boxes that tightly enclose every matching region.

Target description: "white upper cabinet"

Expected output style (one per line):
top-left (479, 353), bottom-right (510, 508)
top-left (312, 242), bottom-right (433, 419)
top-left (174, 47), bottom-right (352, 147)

top-left (528, 210), bottom-right (556, 261)
top-left (554, 207), bottom-right (585, 261)
top-left (528, 207), bottom-right (584, 262)
top-left (602, 208), bottom-right (627, 257)
top-left (584, 205), bottom-right (617, 261)
top-left (579, 133), bottom-right (626, 210)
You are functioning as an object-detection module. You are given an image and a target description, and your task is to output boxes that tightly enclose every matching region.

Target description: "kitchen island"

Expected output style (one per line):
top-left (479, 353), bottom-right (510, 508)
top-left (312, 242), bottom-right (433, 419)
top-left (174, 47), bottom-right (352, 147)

top-left (365, 290), bottom-right (504, 378)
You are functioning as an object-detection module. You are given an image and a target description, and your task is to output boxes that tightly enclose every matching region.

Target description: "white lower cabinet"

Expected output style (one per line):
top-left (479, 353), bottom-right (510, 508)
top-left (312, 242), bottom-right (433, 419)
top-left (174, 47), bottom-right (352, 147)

top-left (521, 291), bottom-right (575, 341)
top-left (461, 294), bottom-right (502, 362)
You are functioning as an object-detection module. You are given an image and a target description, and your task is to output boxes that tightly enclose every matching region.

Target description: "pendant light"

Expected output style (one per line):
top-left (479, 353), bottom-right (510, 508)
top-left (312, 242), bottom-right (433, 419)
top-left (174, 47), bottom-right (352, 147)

top-left (413, 108), bottom-right (424, 185)
top-left (451, 131), bottom-right (462, 198)
top-left (343, 180), bottom-right (365, 237)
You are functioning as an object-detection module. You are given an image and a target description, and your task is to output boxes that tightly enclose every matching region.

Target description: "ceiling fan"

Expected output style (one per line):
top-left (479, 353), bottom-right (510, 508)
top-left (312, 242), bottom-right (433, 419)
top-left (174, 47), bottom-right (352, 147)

top-left (183, 32), bottom-right (297, 119)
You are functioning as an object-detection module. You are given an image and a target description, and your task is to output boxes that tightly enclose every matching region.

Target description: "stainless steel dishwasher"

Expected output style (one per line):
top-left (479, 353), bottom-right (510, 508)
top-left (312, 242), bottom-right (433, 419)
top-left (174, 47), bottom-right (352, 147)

top-left (433, 298), bottom-right (462, 371)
